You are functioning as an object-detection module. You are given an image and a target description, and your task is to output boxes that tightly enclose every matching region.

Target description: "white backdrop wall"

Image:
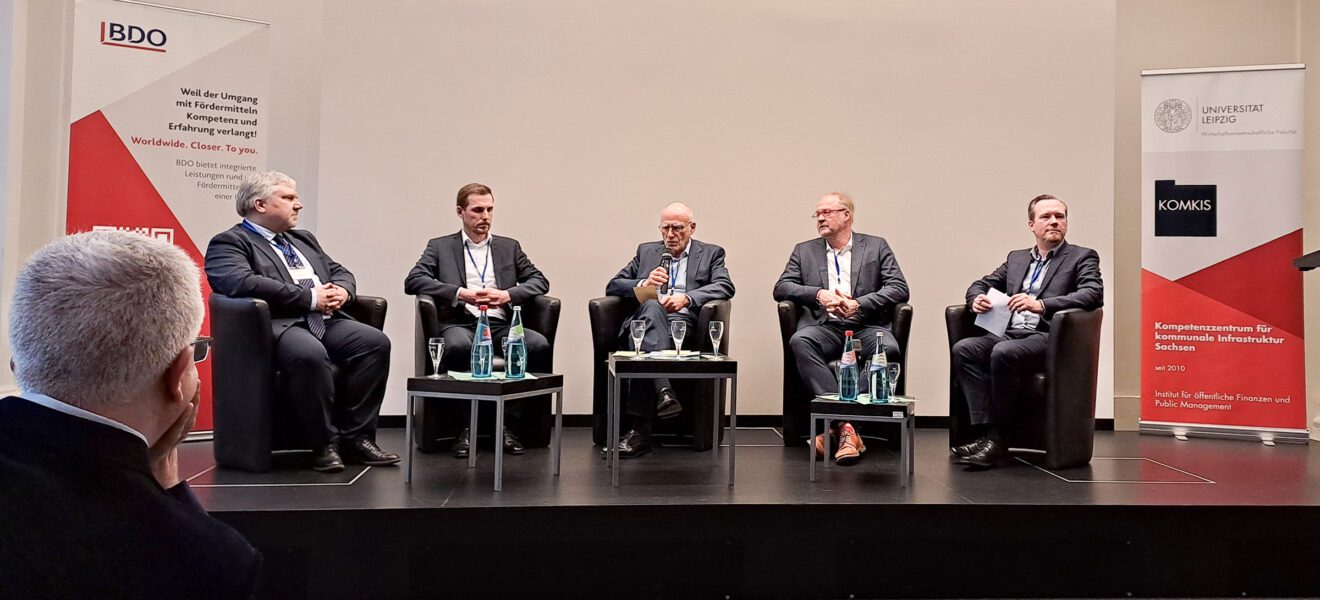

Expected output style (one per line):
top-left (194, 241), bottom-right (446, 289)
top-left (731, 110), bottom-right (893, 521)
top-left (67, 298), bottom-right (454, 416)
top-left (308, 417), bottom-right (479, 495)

top-left (315, 0), bottom-right (1116, 418)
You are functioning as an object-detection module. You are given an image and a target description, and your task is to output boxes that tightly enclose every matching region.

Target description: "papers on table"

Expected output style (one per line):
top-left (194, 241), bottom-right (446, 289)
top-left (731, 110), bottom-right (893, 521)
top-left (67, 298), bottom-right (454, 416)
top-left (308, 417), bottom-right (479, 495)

top-left (445, 371), bottom-right (539, 381)
top-left (973, 288), bottom-right (1012, 337)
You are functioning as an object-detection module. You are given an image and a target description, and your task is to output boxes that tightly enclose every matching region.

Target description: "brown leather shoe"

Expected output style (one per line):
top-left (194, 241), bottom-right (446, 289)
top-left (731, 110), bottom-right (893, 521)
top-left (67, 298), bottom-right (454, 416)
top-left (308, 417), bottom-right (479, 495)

top-left (834, 423), bottom-right (866, 466)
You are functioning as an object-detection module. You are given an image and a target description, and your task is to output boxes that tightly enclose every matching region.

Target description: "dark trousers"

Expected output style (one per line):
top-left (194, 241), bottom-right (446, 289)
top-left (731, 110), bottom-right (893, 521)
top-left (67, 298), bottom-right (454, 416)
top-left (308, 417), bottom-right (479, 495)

top-left (274, 317), bottom-right (391, 448)
top-left (789, 320), bottom-right (901, 397)
top-left (615, 299), bottom-right (698, 432)
top-left (951, 329), bottom-right (1048, 426)
top-left (438, 321), bottom-right (552, 420)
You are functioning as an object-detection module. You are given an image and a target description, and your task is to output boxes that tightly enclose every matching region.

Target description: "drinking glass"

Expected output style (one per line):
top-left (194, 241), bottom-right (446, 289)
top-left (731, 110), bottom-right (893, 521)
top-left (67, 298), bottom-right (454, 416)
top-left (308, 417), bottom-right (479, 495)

top-left (427, 337), bottom-right (444, 379)
top-left (708, 321), bottom-right (725, 357)
top-left (630, 320), bottom-right (647, 355)
top-left (887, 362), bottom-right (901, 399)
top-left (669, 320), bottom-right (687, 355)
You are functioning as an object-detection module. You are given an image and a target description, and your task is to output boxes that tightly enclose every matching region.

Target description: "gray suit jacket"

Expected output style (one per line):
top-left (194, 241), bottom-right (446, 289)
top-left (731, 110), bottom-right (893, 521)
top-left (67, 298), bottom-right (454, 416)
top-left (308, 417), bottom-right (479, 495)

top-left (773, 233), bottom-right (909, 328)
top-left (606, 239), bottom-right (735, 307)
top-left (205, 223), bottom-right (358, 336)
top-left (965, 241), bottom-right (1103, 332)
top-left (404, 232), bottom-right (549, 324)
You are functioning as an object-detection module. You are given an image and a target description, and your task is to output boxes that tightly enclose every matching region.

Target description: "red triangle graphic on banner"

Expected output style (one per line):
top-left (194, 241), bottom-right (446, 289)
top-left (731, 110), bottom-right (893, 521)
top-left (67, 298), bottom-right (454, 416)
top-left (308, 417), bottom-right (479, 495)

top-left (67, 110), bottom-right (216, 430)
top-left (1173, 230), bottom-right (1304, 339)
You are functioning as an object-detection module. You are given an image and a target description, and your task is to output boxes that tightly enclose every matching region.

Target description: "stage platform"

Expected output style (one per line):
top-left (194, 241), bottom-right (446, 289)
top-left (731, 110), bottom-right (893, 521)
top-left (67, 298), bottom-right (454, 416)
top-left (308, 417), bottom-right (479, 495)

top-left (182, 427), bottom-right (1320, 599)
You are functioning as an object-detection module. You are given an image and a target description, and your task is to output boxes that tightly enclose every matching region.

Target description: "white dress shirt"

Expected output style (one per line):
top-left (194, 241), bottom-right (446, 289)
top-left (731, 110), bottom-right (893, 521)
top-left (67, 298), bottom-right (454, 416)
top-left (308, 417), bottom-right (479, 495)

top-left (244, 219), bottom-right (322, 311)
top-left (824, 235), bottom-right (853, 320)
top-left (460, 233), bottom-right (505, 321)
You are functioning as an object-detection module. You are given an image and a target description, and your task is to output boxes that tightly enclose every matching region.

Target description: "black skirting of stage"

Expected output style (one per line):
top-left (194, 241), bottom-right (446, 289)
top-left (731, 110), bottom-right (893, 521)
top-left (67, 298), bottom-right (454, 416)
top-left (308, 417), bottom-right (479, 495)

top-left (182, 427), bottom-right (1320, 599)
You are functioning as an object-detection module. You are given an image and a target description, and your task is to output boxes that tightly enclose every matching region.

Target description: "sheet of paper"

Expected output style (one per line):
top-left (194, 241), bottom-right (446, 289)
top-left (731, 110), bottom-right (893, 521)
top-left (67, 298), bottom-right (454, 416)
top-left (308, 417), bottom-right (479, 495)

top-left (973, 288), bottom-right (1012, 337)
top-left (633, 285), bottom-right (658, 303)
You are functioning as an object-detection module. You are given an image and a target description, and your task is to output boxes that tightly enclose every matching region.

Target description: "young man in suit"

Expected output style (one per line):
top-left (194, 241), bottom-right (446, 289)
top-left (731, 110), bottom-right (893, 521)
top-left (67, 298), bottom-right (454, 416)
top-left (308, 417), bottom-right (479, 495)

top-left (774, 192), bottom-right (910, 465)
top-left (952, 194), bottom-right (1104, 468)
top-left (206, 171), bottom-right (398, 473)
top-left (404, 183), bottom-right (551, 457)
top-left (603, 202), bottom-right (736, 458)
top-left (0, 231), bottom-right (260, 598)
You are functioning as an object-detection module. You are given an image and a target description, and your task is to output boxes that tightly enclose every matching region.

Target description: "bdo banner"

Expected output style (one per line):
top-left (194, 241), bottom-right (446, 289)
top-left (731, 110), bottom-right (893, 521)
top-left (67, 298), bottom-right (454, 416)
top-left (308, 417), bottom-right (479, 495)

top-left (1140, 65), bottom-right (1307, 443)
top-left (68, 0), bottom-right (269, 432)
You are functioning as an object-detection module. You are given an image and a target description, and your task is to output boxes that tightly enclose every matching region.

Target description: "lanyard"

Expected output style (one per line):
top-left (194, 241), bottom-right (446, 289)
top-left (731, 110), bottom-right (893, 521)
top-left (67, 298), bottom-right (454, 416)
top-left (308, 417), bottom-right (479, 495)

top-left (465, 240), bottom-right (490, 285)
top-left (244, 221), bottom-right (301, 268)
top-left (1026, 257), bottom-right (1050, 294)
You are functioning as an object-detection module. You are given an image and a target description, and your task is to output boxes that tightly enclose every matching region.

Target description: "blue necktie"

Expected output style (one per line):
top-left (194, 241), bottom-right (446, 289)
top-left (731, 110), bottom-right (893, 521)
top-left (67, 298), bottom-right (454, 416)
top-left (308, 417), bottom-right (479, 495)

top-left (273, 234), bottom-right (325, 339)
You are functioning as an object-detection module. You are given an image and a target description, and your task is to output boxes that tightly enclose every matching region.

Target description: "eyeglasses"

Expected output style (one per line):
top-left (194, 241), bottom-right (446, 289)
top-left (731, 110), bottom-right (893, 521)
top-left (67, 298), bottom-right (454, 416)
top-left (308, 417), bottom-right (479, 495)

top-left (192, 336), bottom-right (212, 363)
top-left (811, 209), bottom-right (848, 219)
top-left (659, 224), bottom-right (690, 233)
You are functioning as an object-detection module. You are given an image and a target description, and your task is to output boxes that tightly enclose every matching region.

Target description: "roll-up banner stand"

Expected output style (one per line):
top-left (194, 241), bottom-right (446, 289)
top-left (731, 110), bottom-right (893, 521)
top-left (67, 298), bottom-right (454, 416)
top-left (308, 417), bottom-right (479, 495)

top-left (68, 0), bottom-right (269, 436)
top-left (1140, 64), bottom-right (1308, 444)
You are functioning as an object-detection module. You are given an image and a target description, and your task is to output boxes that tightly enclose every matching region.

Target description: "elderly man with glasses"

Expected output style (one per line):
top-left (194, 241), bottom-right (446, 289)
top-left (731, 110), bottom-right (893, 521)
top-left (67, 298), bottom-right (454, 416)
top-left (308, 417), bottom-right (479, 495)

top-left (602, 202), bottom-right (736, 458)
top-left (774, 192), bottom-right (910, 465)
top-left (0, 231), bottom-right (259, 597)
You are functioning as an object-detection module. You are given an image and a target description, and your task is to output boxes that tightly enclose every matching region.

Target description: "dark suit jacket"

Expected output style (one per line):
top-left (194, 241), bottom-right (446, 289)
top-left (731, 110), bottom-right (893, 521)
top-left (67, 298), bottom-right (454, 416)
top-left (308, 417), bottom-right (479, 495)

top-left (773, 233), bottom-right (909, 328)
top-left (965, 240), bottom-right (1104, 332)
top-left (0, 397), bottom-right (260, 599)
top-left (606, 239), bottom-right (735, 306)
top-left (403, 232), bottom-right (550, 324)
top-left (205, 223), bottom-right (358, 336)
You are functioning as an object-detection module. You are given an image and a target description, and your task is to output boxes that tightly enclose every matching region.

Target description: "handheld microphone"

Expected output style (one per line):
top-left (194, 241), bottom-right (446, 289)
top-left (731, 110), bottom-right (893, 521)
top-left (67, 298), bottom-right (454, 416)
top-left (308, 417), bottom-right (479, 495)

top-left (659, 253), bottom-right (673, 295)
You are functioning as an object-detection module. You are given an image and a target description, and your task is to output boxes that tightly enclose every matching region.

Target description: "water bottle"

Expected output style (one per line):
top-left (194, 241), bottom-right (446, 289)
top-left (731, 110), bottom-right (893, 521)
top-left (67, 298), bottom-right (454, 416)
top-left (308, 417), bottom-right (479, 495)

top-left (870, 331), bottom-right (889, 403)
top-left (505, 306), bottom-right (527, 379)
top-left (838, 330), bottom-right (859, 401)
top-left (471, 305), bottom-right (493, 378)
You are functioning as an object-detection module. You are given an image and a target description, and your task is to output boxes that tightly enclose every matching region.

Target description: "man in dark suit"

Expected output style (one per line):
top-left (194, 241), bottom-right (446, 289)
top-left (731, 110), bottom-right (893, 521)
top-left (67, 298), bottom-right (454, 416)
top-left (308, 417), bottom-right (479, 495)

top-left (774, 192), bottom-right (910, 465)
top-left (404, 182), bottom-right (551, 457)
top-left (604, 202), bottom-right (736, 458)
top-left (0, 231), bottom-right (260, 598)
top-left (952, 194), bottom-right (1104, 468)
top-left (206, 171), bottom-right (397, 473)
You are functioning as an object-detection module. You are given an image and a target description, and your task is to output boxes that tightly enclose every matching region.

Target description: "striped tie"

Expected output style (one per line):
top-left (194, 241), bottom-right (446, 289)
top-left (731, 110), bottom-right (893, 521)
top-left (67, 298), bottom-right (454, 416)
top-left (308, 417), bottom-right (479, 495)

top-left (272, 235), bottom-right (326, 339)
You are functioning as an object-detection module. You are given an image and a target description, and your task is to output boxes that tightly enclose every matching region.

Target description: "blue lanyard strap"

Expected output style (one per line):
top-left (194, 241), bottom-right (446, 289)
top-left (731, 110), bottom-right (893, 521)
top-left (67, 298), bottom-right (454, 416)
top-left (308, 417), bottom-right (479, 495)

top-left (465, 240), bottom-right (490, 284)
top-left (1026, 257), bottom-right (1049, 294)
top-left (833, 251), bottom-right (841, 278)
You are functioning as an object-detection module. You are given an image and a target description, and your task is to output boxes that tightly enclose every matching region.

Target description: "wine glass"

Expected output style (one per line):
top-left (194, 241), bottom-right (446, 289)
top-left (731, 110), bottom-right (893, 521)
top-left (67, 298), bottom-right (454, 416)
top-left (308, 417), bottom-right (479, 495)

top-left (669, 320), bottom-right (687, 355)
top-left (427, 337), bottom-right (444, 379)
top-left (887, 362), bottom-right (901, 399)
top-left (630, 320), bottom-right (647, 355)
top-left (708, 321), bottom-right (725, 357)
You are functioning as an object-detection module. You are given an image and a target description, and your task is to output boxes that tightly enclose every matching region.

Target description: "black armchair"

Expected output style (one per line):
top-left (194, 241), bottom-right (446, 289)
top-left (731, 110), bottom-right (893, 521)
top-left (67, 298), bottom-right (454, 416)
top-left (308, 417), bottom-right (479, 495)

top-left (412, 295), bottom-right (561, 451)
top-left (588, 297), bottom-right (731, 450)
top-left (945, 305), bottom-right (1103, 469)
top-left (210, 293), bottom-right (388, 473)
top-left (777, 301), bottom-right (913, 446)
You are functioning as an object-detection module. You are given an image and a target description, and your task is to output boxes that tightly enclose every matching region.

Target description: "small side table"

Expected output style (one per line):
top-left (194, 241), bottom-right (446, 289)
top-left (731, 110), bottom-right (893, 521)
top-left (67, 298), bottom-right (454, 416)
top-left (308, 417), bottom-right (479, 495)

top-left (405, 374), bottom-right (564, 491)
top-left (810, 397), bottom-right (915, 487)
top-left (606, 354), bottom-right (737, 487)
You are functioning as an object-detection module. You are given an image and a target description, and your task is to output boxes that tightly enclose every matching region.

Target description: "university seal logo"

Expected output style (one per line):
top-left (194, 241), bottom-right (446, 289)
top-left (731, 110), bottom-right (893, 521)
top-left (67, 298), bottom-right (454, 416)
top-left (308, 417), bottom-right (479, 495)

top-left (1154, 99), bottom-right (1192, 133)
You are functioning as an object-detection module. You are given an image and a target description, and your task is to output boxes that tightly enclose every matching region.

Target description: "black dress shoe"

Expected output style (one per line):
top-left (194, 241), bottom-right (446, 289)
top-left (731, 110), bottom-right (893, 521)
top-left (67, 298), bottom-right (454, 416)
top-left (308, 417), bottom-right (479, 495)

top-left (615, 429), bottom-right (653, 459)
top-left (503, 428), bottom-right (525, 455)
top-left (655, 387), bottom-right (682, 419)
top-left (965, 438), bottom-right (1014, 469)
top-left (312, 444), bottom-right (345, 473)
top-left (345, 438), bottom-right (401, 466)
top-left (950, 437), bottom-right (988, 460)
top-left (452, 427), bottom-right (471, 458)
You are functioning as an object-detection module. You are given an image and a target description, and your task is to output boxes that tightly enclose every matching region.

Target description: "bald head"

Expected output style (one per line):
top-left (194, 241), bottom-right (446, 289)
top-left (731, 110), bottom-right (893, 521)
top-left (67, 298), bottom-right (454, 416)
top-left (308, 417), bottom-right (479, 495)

top-left (658, 202), bottom-right (696, 254)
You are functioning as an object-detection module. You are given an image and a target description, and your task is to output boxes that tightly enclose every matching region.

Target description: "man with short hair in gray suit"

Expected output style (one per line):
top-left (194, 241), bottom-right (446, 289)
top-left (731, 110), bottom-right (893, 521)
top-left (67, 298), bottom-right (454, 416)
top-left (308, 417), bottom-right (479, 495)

top-left (774, 192), bottom-right (910, 465)
top-left (604, 202), bottom-right (736, 458)
top-left (405, 182), bottom-right (551, 457)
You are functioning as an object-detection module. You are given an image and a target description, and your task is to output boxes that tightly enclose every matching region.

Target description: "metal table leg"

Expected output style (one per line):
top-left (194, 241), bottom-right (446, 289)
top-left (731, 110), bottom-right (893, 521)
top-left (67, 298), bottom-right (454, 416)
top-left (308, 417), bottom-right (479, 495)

top-left (611, 374), bottom-right (621, 487)
top-left (809, 413), bottom-right (817, 482)
top-left (468, 399), bottom-right (479, 469)
top-left (494, 397), bottom-right (504, 492)
top-left (729, 375), bottom-right (737, 487)
top-left (711, 378), bottom-right (720, 463)
top-left (553, 390), bottom-right (563, 477)
top-left (405, 394), bottom-right (415, 484)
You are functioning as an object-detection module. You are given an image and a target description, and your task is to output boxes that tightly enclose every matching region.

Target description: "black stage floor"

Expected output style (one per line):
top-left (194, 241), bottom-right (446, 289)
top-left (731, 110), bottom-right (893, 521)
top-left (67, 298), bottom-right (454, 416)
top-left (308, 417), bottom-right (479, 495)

top-left (182, 428), bottom-right (1320, 599)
